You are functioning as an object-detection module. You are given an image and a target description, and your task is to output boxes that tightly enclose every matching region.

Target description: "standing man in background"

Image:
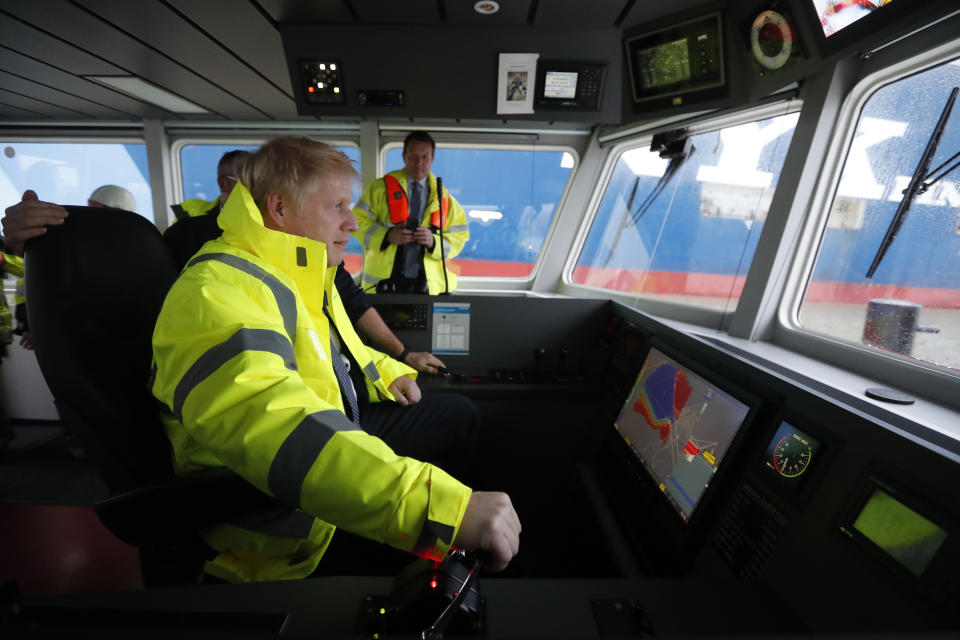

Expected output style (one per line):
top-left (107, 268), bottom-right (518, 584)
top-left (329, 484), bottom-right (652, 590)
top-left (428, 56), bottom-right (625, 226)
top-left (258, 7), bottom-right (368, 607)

top-left (353, 131), bottom-right (469, 294)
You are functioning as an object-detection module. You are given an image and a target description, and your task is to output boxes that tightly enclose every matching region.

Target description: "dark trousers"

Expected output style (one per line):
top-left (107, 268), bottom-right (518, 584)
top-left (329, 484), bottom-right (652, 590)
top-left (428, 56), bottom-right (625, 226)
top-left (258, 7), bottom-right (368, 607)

top-left (359, 393), bottom-right (479, 484)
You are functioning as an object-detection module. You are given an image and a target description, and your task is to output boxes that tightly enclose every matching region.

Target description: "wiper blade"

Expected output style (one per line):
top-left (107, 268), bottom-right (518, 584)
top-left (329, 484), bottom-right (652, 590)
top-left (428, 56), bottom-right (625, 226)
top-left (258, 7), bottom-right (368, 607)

top-left (866, 86), bottom-right (958, 278)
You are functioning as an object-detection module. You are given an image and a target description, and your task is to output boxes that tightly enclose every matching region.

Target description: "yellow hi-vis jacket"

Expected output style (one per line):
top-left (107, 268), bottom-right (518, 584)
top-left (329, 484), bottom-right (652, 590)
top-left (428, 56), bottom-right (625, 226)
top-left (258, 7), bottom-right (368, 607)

top-left (170, 195), bottom-right (220, 222)
top-left (151, 183), bottom-right (472, 582)
top-left (0, 252), bottom-right (24, 346)
top-left (352, 169), bottom-right (469, 294)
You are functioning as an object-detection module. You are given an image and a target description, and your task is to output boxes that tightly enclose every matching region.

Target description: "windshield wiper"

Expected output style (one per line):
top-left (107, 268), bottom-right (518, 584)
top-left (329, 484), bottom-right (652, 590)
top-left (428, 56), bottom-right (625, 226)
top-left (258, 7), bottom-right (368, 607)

top-left (866, 86), bottom-right (959, 278)
top-left (601, 130), bottom-right (695, 269)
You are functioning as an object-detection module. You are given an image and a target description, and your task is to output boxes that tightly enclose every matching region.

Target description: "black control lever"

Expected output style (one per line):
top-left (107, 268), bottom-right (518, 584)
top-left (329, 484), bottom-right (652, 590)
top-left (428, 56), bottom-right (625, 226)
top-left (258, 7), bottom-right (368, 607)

top-left (421, 550), bottom-right (480, 640)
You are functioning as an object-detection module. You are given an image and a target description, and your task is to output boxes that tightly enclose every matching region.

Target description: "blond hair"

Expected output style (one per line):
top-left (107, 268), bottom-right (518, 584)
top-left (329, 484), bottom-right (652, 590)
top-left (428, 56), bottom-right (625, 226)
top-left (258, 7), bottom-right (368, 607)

top-left (238, 136), bottom-right (356, 214)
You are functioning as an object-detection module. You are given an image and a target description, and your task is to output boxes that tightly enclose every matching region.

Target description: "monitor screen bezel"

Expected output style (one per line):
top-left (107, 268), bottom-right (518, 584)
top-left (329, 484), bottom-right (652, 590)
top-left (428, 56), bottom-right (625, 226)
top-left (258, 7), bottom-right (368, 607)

top-left (533, 59), bottom-right (606, 111)
top-left (798, 0), bottom-right (946, 58)
top-left (839, 473), bottom-right (954, 589)
top-left (754, 408), bottom-right (838, 504)
top-left (612, 336), bottom-right (764, 530)
top-left (623, 10), bottom-right (727, 107)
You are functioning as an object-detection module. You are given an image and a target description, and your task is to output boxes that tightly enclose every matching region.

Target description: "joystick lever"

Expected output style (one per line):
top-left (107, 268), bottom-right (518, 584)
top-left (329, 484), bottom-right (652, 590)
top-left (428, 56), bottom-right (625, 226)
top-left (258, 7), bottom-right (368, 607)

top-left (421, 550), bottom-right (480, 639)
top-left (363, 549), bottom-right (483, 638)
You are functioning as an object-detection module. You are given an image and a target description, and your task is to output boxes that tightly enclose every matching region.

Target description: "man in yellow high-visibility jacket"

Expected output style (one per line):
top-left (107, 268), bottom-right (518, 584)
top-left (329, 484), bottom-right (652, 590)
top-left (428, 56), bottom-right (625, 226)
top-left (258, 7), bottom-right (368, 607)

top-left (0, 245), bottom-right (24, 451)
top-left (353, 131), bottom-right (469, 294)
top-left (150, 136), bottom-right (519, 582)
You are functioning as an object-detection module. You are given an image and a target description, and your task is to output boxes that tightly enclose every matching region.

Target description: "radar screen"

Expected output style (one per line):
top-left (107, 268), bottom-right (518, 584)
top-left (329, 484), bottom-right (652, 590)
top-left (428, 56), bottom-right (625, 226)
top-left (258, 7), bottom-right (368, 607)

top-left (762, 420), bottom-right (820, 488)
top-left (614, 346), bottom-right (752, 522)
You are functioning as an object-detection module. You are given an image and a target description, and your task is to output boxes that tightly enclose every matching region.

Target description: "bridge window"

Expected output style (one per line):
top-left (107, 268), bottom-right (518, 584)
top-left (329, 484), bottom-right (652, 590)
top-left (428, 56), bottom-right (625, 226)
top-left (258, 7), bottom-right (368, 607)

top-left (384, 145), bottom-right (576, 279)
top-left (0, 141), bottom-right (151, 220)
top-left (798, 56), bottom-right (960, 372)
top-left (572, 111), bottom-right (798, 312)
top-left (178, 142), bottom-right (361, 263)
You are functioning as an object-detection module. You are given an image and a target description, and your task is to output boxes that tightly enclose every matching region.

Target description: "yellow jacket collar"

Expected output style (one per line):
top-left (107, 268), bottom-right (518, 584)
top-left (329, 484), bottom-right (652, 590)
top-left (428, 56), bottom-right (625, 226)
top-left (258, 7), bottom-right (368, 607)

top-left (218, 182), bottom-right (336, 293)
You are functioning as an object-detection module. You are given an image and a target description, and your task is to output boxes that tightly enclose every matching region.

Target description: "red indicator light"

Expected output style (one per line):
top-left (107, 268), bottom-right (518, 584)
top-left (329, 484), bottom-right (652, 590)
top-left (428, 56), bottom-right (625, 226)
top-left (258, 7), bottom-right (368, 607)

top-left (307, 86), bottom-right (315, 93)
top-left (429, 578), bottom-right (438, 589)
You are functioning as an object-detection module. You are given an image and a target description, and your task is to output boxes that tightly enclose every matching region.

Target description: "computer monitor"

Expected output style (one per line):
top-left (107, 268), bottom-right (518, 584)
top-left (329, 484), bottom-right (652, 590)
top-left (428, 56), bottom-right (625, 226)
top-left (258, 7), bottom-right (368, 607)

top-left (613, 344), bottom-right (754, 523)
top-left (624, 11), bottom-right (726, 108)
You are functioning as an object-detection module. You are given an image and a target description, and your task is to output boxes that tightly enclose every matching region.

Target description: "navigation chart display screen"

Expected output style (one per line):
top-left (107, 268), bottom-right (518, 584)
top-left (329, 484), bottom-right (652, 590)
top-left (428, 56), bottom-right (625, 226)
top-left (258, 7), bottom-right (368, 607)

top-left (614, 346), bottom-right (751, 522)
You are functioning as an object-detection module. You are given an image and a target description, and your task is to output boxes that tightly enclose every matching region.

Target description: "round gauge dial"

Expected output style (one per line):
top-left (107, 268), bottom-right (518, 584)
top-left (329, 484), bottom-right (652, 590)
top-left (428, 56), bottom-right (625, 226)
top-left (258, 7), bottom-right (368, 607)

top-left (750, 10), bottom-right (795, 71)
top-left (773, 433), bottom-right (813, 478)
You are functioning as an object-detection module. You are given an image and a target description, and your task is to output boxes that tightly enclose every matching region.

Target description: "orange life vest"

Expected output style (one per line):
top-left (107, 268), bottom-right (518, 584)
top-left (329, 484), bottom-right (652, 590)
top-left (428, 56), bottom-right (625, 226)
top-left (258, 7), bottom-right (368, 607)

top-left (383, 174), bottom-right (448, 228)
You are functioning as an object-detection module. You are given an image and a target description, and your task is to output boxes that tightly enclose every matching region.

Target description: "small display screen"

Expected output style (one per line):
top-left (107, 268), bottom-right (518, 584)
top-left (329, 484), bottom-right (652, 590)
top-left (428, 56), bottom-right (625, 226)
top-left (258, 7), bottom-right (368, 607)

top-left (624, 12), bottom-right (724, 104)
top-left (614, 347), bottom-right (751, 522)
top-left (543, 70), bottom-right (578, 99)
top-left (851, 487), bottom-right (948, 576)
top-left (808, 0), bottom-right (899, 38)
top-left (637, 38), bottom-right (691, 89)
top-left (762, 421), bottom-right (820, 487)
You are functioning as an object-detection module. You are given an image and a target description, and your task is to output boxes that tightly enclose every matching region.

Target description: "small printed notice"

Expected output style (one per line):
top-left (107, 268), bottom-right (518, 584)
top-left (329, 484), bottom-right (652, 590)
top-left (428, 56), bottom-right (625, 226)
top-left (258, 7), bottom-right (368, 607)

top-left (496, 53), bottom-right (538, 114)
top-left (432, 302), bottom-right (470, 355)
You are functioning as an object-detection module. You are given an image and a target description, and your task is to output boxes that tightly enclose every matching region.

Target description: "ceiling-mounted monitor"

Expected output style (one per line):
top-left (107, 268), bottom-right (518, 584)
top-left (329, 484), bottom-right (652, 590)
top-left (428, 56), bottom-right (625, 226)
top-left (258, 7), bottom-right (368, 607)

top-left (624, 11), bottom-right (726, 109)
top-left (809, 0), bottom-right (898, 39)
top-left (800, 0), bottom-right (956, 57)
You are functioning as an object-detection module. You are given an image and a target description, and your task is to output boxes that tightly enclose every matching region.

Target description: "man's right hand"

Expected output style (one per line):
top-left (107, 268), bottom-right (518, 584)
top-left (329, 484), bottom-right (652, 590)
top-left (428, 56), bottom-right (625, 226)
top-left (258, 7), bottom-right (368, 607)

top-left (2, 191), bottom-right (68, 255)
top-left (405, 351), bottom-right (447, 374)
top-left (386, 226), bottom-right (415, 246)
top-left (453, 491), bottom-right (521, 573)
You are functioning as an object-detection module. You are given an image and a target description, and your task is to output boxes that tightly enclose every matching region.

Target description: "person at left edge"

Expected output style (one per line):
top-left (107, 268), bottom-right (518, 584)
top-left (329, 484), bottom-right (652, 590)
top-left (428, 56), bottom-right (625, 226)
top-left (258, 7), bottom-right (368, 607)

top-left (151, 136), bottom-right (519, 583)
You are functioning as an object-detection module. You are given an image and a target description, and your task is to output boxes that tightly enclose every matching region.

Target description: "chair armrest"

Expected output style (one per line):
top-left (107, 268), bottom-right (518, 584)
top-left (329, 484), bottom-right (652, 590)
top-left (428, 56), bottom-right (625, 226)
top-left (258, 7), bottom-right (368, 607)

top-left (95, 469), bottom-right (285, 546)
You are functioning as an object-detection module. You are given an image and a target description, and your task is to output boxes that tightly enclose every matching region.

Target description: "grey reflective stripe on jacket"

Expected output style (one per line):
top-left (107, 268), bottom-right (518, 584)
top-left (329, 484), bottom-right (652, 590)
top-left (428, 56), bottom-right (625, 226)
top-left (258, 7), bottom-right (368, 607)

top-left (268, 410), bottom-right (360, 507)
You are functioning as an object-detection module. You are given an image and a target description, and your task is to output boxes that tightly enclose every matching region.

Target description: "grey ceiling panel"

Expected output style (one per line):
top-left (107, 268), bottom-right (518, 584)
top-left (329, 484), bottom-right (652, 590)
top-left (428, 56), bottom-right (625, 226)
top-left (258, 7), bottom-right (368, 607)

top-left (0, 103), bottom-right (43, 119)
top-left (1, 0), bottom-right (257, 119)
top-left (258, 0), bottom-right (354, 23)
top-left (0, 88), bottom-right (86, 118)
top-left (621, 0), bottom-right (716, 29)
top-left (350, 0), bottom-right (437, 25)
top-left (0, 70), bottom-right (131, 119)
top-left (167, 0), bottom-right (295, 97)
top-left (532, 0), bottom-right (629, 27)
top-left (443, 0), bottom-right (532, 26)
top-left (0, 48), bottom-right (167, 119)
top-left (81, 0), bottom-right (296, 119)
top-left (0, 13), bottom-right (125, 76)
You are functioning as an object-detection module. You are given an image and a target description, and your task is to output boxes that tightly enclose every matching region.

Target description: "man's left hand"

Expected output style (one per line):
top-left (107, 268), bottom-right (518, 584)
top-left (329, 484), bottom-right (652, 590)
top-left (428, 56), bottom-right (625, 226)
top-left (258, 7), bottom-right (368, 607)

top-left (389, 376), bottom-right (421, 406)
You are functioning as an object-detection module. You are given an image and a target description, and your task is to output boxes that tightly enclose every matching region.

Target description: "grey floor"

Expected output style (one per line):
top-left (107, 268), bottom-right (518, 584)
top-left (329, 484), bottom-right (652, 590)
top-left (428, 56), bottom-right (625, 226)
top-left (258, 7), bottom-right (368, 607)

top-left (0, 423), bottom-right (107, 505)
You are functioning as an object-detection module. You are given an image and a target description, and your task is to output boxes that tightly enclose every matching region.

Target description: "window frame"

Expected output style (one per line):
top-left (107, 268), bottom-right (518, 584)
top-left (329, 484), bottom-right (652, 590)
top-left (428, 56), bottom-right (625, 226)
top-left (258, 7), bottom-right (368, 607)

top-left (561, 100), bottom-right (803, 330)
top-left (170, 134), bottom-right (362, 205)
top-left (774, 38), bottom-right (960, 407)
top-left (378, 139), bottom-right (580, 288)
top-left (0, 132), bottom-right (153, 218)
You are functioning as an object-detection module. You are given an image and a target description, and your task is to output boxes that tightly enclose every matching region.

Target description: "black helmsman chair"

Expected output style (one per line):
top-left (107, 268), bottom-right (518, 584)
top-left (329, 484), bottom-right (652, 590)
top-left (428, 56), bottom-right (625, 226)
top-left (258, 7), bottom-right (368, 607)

top-left (25, 206), bottom-right (279, 586)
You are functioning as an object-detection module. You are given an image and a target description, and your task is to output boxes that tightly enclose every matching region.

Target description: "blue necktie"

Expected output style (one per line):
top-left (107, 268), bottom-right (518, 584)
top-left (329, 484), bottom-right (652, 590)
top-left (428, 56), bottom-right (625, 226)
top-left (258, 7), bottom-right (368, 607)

top-left (326, 315), bottom-right (360, 424)
top-left (403, 181), bottom-right (423, 278)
